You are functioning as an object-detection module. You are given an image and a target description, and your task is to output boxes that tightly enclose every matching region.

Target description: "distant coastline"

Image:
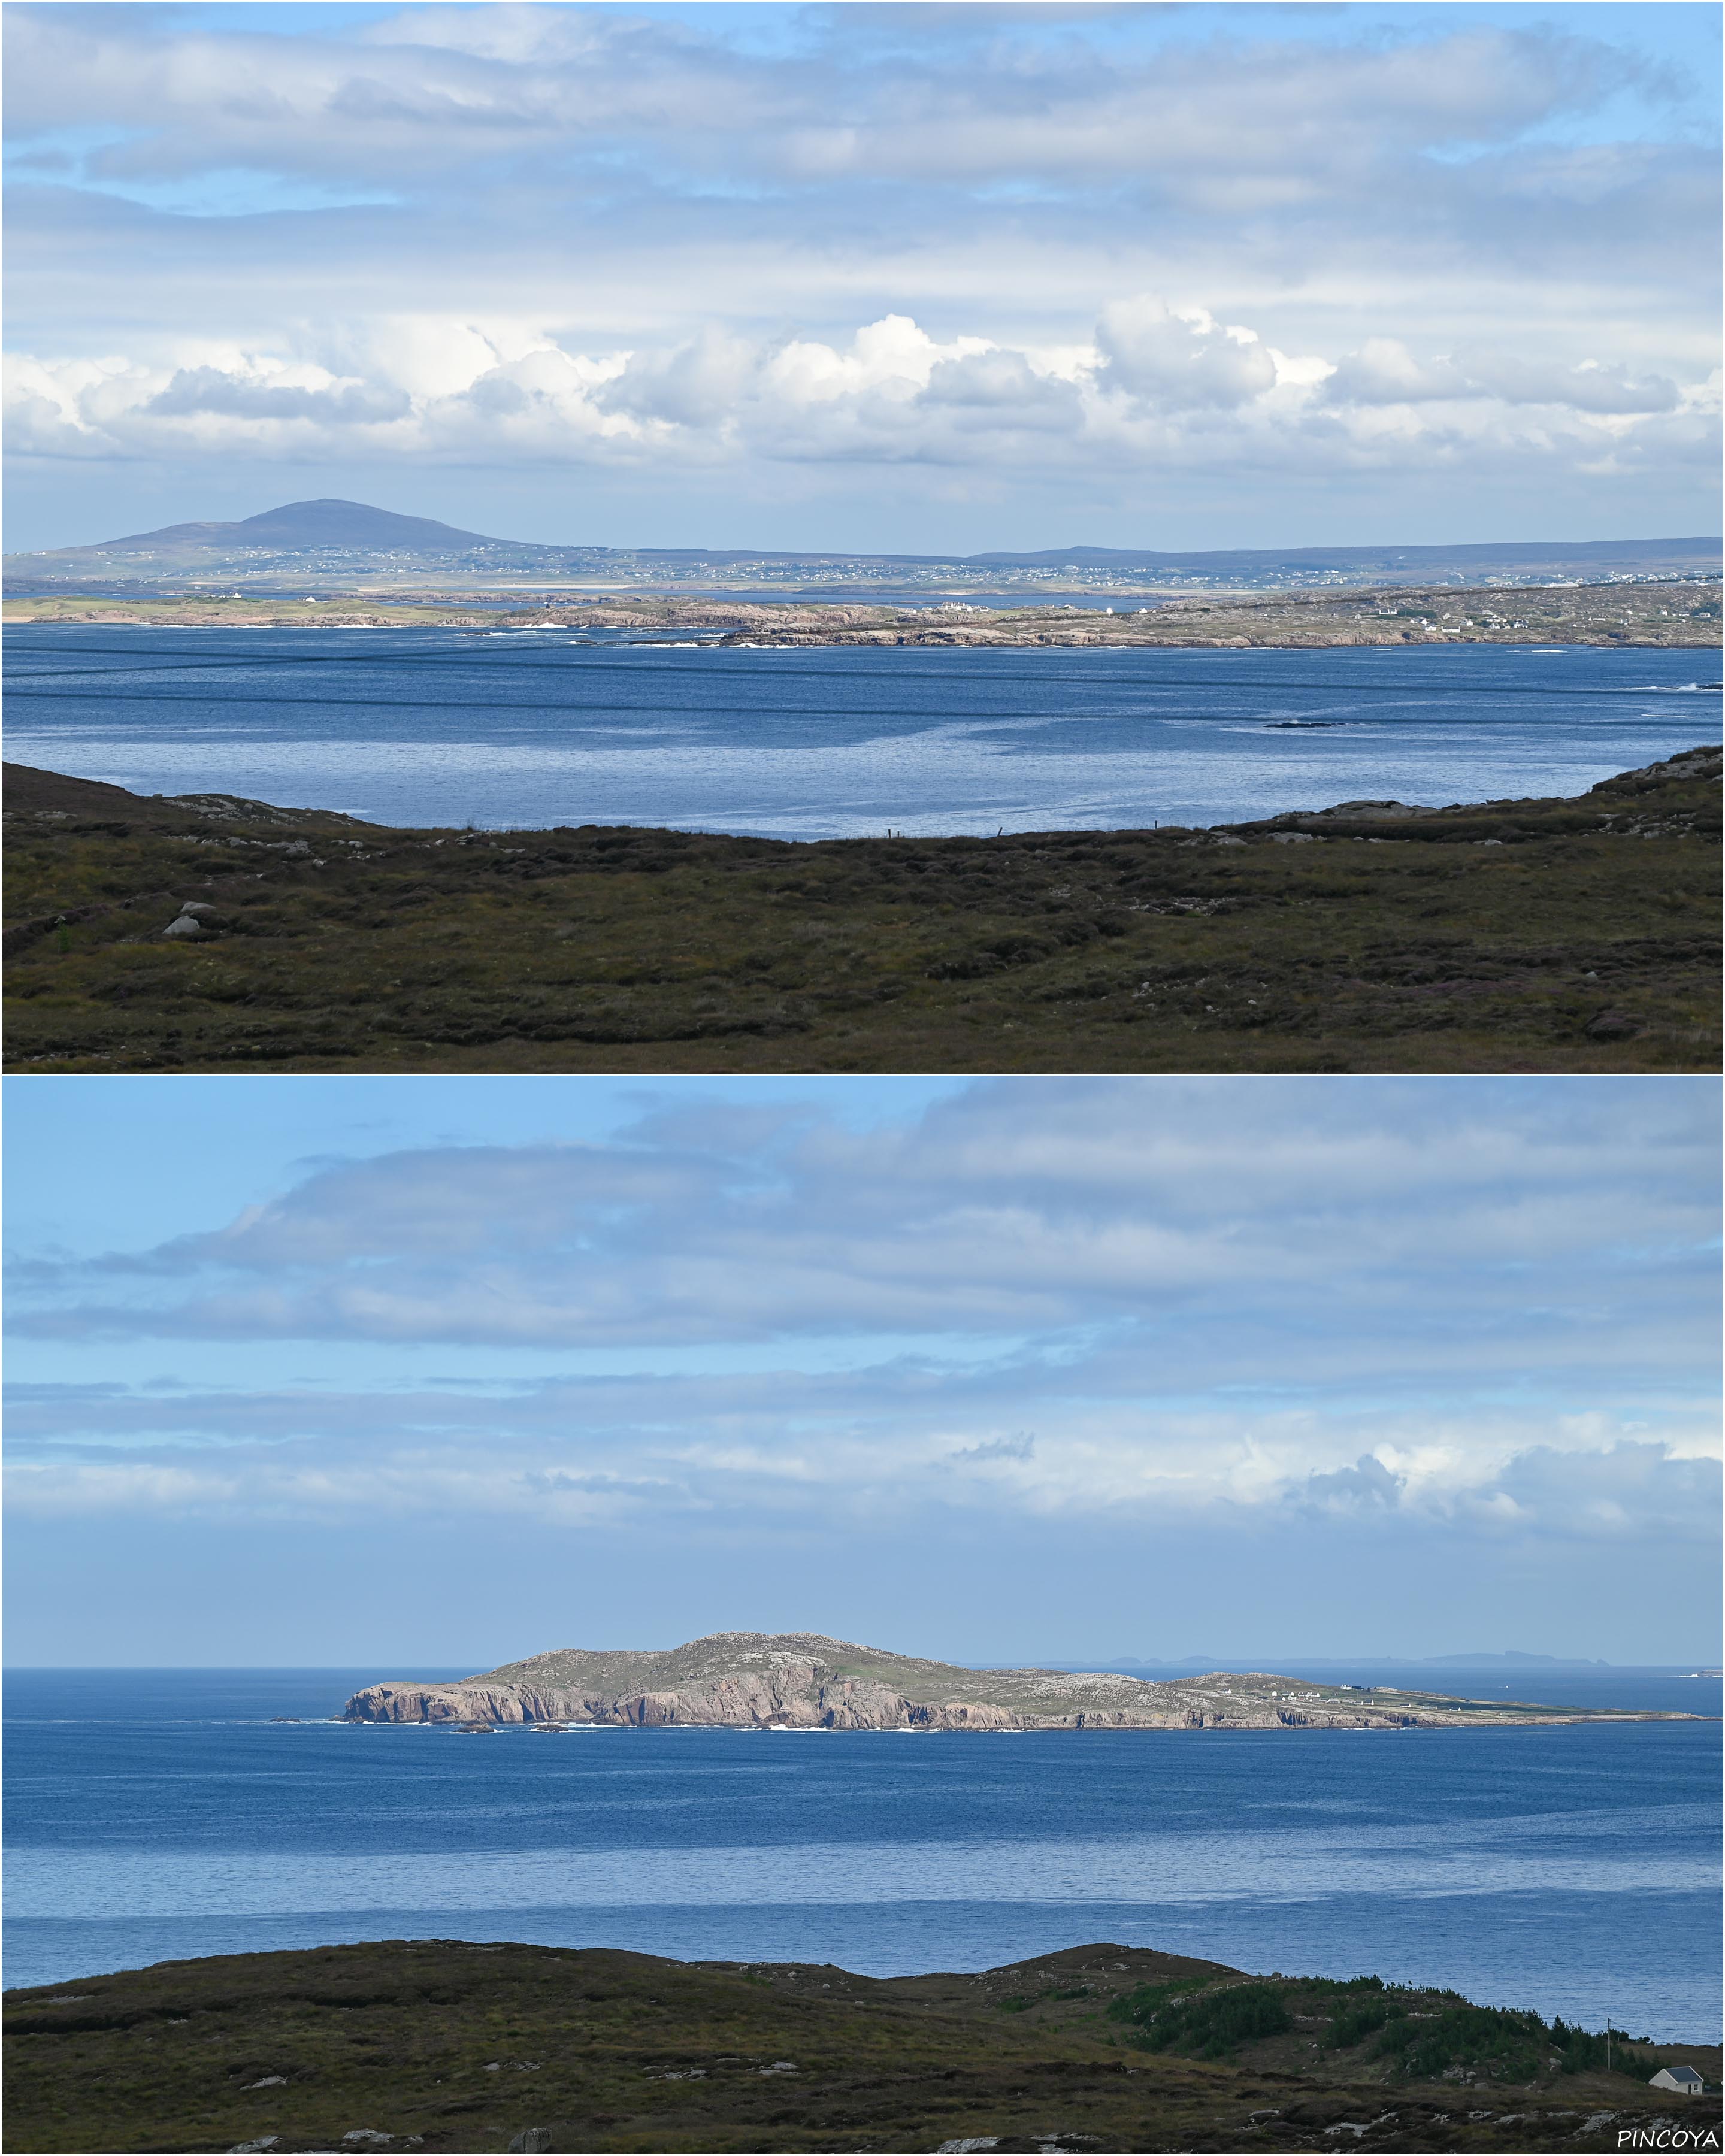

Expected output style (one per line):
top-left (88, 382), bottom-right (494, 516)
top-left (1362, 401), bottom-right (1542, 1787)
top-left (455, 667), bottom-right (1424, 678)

top-left (6, 571), bottom-right (1721, 647)
top-left (7, 498), bottom-right (1718, 608)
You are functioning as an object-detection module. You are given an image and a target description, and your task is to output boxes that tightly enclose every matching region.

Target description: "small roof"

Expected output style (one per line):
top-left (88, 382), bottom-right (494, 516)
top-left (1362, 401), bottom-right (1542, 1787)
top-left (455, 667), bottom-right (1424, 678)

top-left (1652, 2064), bottom-right (1705, 2088)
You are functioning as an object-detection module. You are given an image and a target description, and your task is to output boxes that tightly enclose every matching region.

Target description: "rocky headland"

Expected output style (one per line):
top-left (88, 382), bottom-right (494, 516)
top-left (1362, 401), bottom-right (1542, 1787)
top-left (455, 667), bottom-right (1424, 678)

top-left (341, 1631), bottom-right (1697, 1732)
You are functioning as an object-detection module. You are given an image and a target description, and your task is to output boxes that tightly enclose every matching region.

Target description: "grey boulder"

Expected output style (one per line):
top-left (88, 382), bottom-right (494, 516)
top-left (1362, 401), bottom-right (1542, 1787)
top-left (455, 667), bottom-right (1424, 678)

top-left (163, 901), bottom-right (223, 938)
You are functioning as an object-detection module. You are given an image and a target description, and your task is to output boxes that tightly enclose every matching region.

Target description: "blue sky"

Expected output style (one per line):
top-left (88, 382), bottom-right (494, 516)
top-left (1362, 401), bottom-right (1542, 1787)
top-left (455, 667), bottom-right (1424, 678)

top-left (5, 1074), bottom-right (1717, 1667)
top-left (4, 1), bottom-right (1719, 552)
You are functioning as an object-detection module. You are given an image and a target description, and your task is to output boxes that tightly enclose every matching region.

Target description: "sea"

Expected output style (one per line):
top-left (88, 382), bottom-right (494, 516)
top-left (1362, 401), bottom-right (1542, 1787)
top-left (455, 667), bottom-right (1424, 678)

top-left (5, 1666), bottom-right (1718, 2039)
top-left (4, 628), bottom-right (1718, 837)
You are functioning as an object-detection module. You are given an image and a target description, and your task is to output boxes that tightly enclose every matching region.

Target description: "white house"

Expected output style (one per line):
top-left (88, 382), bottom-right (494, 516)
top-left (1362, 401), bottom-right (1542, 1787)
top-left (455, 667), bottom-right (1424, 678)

top-left (1650, 2066), bottom-right (1706, 2093)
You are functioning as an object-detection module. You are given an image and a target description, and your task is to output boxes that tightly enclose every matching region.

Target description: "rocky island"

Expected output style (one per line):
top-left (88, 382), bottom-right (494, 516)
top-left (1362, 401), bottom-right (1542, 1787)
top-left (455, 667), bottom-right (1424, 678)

top-left (342, 1631), bottom-right (1697, 1732)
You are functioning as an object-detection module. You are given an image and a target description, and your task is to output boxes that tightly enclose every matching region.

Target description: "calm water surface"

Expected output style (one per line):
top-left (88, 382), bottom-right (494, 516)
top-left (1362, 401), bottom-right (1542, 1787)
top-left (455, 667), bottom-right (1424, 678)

top-left (5, 1668), bottom-right (1717, 2036)
top-left (5, 629), bottom-right (1718, 836)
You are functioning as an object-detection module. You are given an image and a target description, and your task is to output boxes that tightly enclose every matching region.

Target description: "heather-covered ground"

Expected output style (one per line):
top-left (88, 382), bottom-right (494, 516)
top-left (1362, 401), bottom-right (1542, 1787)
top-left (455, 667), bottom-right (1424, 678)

top-left (6, 1938), bottom-right (1720, 2154)
top-left (5, 750), bottom-right (1717, 1074)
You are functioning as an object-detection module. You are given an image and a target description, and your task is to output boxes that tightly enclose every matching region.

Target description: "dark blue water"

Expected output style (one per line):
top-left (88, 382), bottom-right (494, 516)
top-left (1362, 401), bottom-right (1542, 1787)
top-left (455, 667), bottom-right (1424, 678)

top-left (5, 1669), bottom-right (1717, 2036)
top-left (4, 628), bottom-right (1717, 837)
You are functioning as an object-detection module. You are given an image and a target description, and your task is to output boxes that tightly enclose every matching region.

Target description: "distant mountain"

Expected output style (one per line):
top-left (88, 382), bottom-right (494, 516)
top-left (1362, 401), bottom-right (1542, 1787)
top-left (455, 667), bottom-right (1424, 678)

top-left (6, 497), bottom-right (1718, 596)
top-left (95, 499), bottom-right (502, 555)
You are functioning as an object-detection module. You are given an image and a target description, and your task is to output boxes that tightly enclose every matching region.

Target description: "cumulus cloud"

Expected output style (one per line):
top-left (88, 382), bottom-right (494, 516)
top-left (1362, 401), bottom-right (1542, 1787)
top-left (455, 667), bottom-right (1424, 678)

top-left (146, 365), bottom-right (410, 424)
top-left (1298, 1453), bottom-right (1406, 1513)
top-left (1461, 353), bottom-right (1681, 416)
top-left (1323, 338), bottom-right (1682, 415)
top-left (6, 295), bottom-right (1710, 483)
top-left (1324, 340), bottom-right (1470, 406)
top-left (1096, 299), bottom-right (1279, 411)
top-left (600, 330), bottom-right (760, 432)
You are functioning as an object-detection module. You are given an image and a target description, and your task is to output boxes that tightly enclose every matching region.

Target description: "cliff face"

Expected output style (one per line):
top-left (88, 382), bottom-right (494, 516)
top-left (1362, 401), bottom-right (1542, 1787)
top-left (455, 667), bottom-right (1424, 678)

top-left (347, 1667), bottom-right (1021, 1732)
top-left (340, 1631), bottom-right (1690, 1731)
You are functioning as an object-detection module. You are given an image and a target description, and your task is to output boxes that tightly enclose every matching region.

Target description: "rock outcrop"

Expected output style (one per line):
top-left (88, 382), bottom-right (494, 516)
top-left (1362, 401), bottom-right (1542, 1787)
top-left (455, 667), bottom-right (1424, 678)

top-left (341, 1631), bottom-right (1696, 1732)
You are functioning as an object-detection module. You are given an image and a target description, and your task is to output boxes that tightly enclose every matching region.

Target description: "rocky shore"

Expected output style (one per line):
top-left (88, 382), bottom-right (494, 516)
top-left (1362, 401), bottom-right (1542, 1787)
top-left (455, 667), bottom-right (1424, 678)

top-left (341, 1631), bottom-right (1699, 1733)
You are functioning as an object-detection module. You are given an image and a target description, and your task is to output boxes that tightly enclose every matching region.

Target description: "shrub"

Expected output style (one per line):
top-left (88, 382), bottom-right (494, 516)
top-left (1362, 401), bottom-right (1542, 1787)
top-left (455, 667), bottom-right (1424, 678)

top-left (1369, 2002), bottom-right (1649, 2083)
top-left (1327, 1995), bottom-right (1409, 2049)
top-left (1107, 1981), bottom-right (1292, 2058)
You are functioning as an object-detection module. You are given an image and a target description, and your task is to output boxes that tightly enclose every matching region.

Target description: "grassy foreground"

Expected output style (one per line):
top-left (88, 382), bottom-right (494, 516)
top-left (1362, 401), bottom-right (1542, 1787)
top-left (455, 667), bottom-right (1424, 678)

top-left (4, 749), bottom-right (1718, 1074)
top-left (4, 1938), bottom-right (1718, 2155)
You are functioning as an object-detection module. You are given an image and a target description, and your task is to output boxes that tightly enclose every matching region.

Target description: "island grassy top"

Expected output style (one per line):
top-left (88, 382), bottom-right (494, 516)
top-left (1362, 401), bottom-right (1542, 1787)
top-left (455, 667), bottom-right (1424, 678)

top-left (5, 1938), bottom-right (1716, 2153)
top-left (4, 750), bottom-right (1718, 1074)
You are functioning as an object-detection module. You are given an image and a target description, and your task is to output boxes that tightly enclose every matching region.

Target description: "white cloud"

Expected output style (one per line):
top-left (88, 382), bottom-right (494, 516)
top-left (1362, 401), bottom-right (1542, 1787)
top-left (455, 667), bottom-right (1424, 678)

top-left (6, 295), bottom-right (1710, 485)
top-left (1096, 299), bottom-right (1278, 411)
top-left (1324, 338), bottom-right (1681, 414)
top-left (1460, 353), bottom-right (1681, 416)
top-left (2, 11), bottom-right (1663, 198)
top-left (1324, 338), bottom-right (1471, 405)
top-left (6, 1376), bottom-right (1716, 1539)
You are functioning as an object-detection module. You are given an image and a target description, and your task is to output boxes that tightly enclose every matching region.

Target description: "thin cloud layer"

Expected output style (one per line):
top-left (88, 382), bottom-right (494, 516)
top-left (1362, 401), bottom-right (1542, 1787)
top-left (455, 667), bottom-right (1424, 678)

top-left (7, 1364), bottom-right (1718, 1539)
top-left (8, 1081), bottom-right (1718, 1543)
top-left (5, 7), bottom-right (1703, 215)
top-left (11, 1078), bottom-right (1714, 1348)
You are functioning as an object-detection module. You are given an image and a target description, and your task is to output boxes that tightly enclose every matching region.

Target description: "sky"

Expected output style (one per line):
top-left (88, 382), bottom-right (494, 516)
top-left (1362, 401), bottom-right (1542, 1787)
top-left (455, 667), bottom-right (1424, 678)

top-left (4, 0), bottom-right (1720, 553)
top-left (4, 1073), bottom-right (1718, 1668)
